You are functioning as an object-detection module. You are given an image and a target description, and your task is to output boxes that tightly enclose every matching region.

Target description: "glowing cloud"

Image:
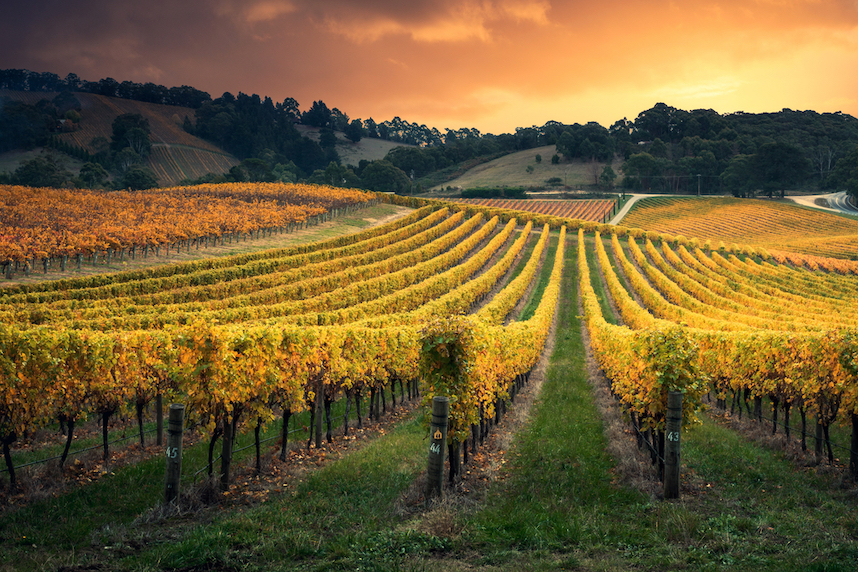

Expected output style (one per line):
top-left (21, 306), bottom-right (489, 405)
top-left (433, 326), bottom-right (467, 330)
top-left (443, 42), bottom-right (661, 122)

top-left (246, 1), bottom-right (297, 23)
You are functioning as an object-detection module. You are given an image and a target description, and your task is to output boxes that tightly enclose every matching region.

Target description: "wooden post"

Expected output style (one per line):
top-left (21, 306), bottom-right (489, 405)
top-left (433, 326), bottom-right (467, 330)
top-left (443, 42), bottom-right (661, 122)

top-left (426, 396), bottom-right (449, 504)
top-left (164, 404), bottom-right (185, 504)
top-left (664, 391), bottom-right (682, 500)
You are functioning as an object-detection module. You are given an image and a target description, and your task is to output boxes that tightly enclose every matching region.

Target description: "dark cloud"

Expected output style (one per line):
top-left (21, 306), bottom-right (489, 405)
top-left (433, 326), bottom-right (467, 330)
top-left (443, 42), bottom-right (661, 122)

top-left (1, 0), bottom-right (856, 132)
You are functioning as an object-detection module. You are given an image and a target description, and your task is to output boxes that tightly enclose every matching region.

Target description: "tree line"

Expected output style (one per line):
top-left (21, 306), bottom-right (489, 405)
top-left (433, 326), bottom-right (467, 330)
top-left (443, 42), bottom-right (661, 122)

top-left (614, 103), bottom-right (858, 198)
top-left (3, 69), bottom-right (858, 199)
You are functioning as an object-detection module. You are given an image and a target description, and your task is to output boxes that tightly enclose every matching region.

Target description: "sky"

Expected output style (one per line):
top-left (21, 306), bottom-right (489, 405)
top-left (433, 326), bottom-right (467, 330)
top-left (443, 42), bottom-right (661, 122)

top-left (2, 0), bottom-right (858, 135)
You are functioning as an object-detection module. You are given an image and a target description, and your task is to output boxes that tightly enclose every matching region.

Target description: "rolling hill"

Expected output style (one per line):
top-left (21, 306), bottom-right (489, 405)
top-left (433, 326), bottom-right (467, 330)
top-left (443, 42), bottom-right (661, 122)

top-left (428, 144), bottom-right (625, 192)
top-left (1, 89), bottom-right (239, 186)
top-left (1, 90), bottom-right (414, 187)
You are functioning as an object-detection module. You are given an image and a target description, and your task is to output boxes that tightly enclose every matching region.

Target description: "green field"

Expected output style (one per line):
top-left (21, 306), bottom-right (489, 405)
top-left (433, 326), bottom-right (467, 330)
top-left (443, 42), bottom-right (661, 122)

top-left (429, 145), bottom-right (624, 192)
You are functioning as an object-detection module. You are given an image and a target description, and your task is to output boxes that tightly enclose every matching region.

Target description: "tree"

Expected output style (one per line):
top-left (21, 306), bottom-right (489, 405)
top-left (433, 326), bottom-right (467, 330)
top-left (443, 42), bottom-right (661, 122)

top-left (634, 102), bottom-right (680, 142)
top-left (831, 146), bottom-right (858, 201)
top-left (345, 119), bottom-right (364, 143)
top-left (359, 160), bottom-right (411, 193)
top-left (76, 162), bottom-right (109, 188)
top-left (277, 97), bottom-right (301, 121)
top-left (52, 91), bottom-right (81, 115)
top-left (556, 131), bottom-right (576, 160)
top-left (13, 155), bottom-right (73, 187)
top-left (228, 158), bottom-right (274, 182)
top-left (0, 99), bottom-right (55, 151)
top-left (114, 148), bottom-right (143, 174)
top-left (364, 118), bottom-right (378, 138)
top-left (330, 108), bottom-right (350, 132)
top-left (621, 152), bottom-right (664, 190)
top-left (302, 100), bottom-right (332, 128)
top-left (385, 146), bottom-right (436, 179)
top-left (124, 127), bottom-right (151, 157)
top-left (111, 114), bottom-right (150, 152)
top-left (599, 165), bottom-right (617, 189)
top-left (720, 154), bottom-right (755, 197)
top-left (273, 161), bottom-right (301, 183)
top-left (121, 167), bottom-right (158, 190)
top-left (308, 161), bottom-right (360, 188)
top-left (753, 141), bottom-right (810, 197)
top-left (318, 128), bottom-right (338, 149)
top-left (649, 138), bottom-right (669, 159)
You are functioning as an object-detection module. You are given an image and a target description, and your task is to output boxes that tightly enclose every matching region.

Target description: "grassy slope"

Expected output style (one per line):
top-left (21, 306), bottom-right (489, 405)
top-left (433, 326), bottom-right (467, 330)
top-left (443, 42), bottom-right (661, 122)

top-left (429, 145), bottom-right (624, 192)
top-left (296, 125), bottom-right (411, 167)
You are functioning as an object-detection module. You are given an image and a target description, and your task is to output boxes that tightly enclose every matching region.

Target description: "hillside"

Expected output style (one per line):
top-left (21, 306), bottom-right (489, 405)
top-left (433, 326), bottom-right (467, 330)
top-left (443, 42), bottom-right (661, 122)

top-left (0, 91), bottom-right (409, 186)
top-left (429, 144), bottom-right (625, 192)
top-left (622, 196), bottom-right (858, 260)
top-left (295, 124), bottom-right (411, 166)
top-left (0, 90), bottom-right (238, 186)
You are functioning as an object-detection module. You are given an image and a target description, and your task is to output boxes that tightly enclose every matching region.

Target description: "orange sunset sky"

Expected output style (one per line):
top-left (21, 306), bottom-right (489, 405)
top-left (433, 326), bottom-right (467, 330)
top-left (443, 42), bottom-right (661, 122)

top-left (2, 0), bottom-right (857, 134)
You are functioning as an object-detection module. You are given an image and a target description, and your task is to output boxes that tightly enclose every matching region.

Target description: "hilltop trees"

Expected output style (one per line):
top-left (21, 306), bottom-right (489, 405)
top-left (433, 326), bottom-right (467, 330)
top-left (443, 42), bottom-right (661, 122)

top-left (360, 160), bottom-right (411, 193)
top-left (555, 122), bottom-right (614, 162)
top-left (831, 146), bottom-right (858, 201)
top-left (192, 92), bottom-right (330, 176)
top-left (345, 119), bottom-right (364, 143)
top-left (0, 98), bottom-right (54, 151)
top-left (4, 68), bottom-right (858, 195)
top-left (753, 142), bottom-right (810, 197)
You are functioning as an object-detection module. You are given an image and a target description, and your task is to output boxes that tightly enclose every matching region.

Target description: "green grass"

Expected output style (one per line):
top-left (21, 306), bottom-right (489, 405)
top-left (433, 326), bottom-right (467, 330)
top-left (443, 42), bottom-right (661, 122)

top-left (517, 235), bottom-right (558, 321)
top-left (136, 414), bottom-right (430, 571)
top-left (0, 390), bottom-right (401, 571)
top-left (429, 146), bottom-right (625, 192)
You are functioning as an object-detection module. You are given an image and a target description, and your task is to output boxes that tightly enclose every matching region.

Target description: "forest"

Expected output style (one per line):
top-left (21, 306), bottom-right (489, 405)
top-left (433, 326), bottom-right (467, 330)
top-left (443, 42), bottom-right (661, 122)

top-left (2, 68), bottom-right (858, 198)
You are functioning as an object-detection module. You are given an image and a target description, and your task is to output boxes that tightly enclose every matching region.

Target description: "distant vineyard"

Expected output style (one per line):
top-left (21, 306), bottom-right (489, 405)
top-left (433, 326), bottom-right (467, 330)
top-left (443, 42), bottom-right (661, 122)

top-left (622, 197), bottom-right (858, 260)
top-left (451, 198), bottom-right (617, 222)
top-left (0, 183), bottom-right (372, 274)
top-left (147, 145), bottom-right (239, 185)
